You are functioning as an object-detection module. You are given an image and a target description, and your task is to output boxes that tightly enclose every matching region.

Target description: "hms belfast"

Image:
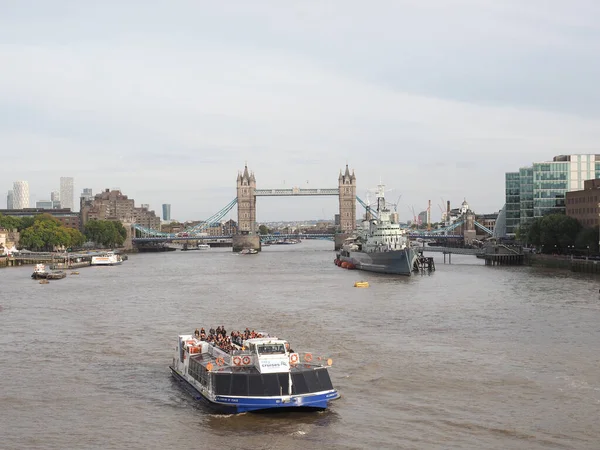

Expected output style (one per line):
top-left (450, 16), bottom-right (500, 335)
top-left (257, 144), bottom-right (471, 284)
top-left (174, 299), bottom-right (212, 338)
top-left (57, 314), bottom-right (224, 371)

top-left (336, 183), bottom-right (418, 275)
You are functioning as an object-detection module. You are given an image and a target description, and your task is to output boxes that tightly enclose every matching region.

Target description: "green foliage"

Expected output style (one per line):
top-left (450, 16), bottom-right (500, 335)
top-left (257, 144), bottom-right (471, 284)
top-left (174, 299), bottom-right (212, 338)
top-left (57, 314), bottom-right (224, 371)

top-left (18, 214), bottom-right (74, 251)
top-left (0, 214), bottom-right (36, 231)
top-left (523, 214), bottom-right (582, 253)
top-left (84, 220), bottom-right (128, 247)
top-left (575, 226), bottom-right (599, 253)
top-left (258, 224), bottom-right (270, 235)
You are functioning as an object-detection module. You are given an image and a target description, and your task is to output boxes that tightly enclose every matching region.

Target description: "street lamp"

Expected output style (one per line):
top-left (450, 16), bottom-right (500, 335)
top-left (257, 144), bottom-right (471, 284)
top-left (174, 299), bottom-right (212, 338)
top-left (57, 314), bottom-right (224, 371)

top-left (587, 245), bottom-right (590, 260)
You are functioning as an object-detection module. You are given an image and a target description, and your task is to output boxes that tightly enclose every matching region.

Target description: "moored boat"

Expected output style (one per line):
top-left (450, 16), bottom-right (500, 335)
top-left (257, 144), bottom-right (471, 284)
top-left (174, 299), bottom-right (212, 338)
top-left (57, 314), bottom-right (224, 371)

top-left (169, 329), bottom-right (339, 413)
top-left (31, 263), bottom-right (48, 279)
top-left (336, 183), bottom-right (418, 275)
top-left (91, 251), bottom-right (123, 266)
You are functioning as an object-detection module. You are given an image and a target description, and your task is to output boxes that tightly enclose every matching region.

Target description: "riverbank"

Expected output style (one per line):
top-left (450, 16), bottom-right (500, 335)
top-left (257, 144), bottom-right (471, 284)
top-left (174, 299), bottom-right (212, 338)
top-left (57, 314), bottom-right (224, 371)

top-left (527, 253), bottom-right (600, 274)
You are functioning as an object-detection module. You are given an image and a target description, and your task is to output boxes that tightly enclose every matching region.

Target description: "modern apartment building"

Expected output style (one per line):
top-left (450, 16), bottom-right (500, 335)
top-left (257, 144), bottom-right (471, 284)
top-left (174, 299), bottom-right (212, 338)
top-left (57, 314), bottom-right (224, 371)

top-left (60, 177), bottom-right (74, 211)
top-left (505, 154), bottom-right (600, 235)
top-left (162, 203), bottom-right (171, 221)
top-left (6, 190), bottom-right (13, 209)
top-left (12, 181), bottom-right (29, 209)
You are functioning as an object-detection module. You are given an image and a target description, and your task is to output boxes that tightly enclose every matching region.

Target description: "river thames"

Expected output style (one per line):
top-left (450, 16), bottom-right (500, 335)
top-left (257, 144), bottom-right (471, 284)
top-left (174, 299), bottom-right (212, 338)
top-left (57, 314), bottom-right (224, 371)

top-left (1, 240), bottom-right (599, 449)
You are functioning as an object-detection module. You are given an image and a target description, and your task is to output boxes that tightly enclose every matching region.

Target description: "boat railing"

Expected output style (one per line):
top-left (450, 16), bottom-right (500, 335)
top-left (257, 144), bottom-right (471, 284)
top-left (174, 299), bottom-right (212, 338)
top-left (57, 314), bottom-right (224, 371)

top-left (293, 352), bottom-right (333, 368)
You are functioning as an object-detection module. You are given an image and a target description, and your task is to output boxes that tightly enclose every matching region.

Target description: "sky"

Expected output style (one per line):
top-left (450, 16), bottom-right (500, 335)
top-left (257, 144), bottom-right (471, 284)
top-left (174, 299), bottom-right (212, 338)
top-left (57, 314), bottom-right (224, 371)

top-left (1, 0), bottom-right (600, 223)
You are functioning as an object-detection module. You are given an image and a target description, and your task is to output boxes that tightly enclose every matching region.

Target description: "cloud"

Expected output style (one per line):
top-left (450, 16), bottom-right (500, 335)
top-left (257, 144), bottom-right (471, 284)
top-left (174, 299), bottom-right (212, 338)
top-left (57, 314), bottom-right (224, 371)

top-left (1, 1), bottom-right (599, 222)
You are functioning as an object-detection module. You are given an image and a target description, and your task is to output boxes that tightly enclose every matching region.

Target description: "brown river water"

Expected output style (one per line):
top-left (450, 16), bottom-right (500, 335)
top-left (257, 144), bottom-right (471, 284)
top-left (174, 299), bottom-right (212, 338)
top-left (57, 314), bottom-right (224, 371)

top-left (1, 240), bottom-right (599, 449)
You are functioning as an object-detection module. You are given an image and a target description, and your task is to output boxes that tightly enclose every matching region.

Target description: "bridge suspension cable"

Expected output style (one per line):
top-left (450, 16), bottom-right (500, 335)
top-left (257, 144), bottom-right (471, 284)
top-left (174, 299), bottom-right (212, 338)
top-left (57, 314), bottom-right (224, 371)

top-left (186, 198), bottom-right (238, 234)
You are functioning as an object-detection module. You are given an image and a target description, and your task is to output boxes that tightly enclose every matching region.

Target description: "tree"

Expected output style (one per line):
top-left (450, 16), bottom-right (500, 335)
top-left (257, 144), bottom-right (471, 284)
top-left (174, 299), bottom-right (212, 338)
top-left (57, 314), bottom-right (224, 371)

top-left (19, 214), bottom-right (73, 251)
top-left (258, 224), bottom-right (270, 235)
top-left (0, 214), bottom-right (22, 230)
top-left (84, 220), bottom-right (127, 248)
top-left (524, 214), bottom-right (581, 253)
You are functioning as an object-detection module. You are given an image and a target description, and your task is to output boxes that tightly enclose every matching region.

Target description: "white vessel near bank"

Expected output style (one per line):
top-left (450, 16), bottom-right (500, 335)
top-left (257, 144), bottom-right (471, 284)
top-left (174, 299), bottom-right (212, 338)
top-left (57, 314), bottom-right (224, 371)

top-left (91, 251), bottom-right (123, 266)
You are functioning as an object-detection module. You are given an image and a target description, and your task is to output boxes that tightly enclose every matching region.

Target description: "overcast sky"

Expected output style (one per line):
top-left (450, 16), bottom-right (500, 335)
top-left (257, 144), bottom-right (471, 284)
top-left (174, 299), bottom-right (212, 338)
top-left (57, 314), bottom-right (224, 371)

top-left (2, 0), bottom-right (600, 223)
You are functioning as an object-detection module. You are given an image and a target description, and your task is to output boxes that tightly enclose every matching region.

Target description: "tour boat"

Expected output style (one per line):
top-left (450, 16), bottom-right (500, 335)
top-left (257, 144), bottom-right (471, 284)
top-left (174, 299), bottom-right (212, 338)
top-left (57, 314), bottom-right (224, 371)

top-left (91, 251), bottom-right (123, 266)
top-left (169, 331), bottom-right (340, 413)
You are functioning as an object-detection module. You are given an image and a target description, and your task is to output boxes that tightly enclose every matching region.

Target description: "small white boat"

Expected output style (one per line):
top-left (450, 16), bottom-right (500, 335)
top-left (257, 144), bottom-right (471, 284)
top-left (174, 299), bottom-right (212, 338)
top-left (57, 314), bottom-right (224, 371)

top-left (91, 251), bottom-right (123, 266)
top-left (198, 244), bottom-right (210, 250)
top-left (239, 248), bottom-right (258, 255)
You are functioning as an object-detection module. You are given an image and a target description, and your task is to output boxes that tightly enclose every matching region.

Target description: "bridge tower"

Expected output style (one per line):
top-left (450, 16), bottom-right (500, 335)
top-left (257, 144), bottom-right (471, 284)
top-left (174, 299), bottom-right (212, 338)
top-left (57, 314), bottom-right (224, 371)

top-left (338, 165), bottom-right (356, 233)
top-left (236, 164), bottom-right (256, 234)
top-left (233, 164), bottom-right (260, 252)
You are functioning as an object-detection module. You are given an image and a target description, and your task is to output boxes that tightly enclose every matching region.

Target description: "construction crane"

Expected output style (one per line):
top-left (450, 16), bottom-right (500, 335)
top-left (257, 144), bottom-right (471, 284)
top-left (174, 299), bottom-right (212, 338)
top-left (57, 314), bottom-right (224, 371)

top-left (408, 205), bottom-right (417, 227)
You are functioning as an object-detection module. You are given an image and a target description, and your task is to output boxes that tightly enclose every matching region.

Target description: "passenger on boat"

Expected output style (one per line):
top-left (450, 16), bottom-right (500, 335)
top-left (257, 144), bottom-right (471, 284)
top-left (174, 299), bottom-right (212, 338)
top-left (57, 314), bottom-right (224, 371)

top-left (194, 328), bottom-right (200, 338)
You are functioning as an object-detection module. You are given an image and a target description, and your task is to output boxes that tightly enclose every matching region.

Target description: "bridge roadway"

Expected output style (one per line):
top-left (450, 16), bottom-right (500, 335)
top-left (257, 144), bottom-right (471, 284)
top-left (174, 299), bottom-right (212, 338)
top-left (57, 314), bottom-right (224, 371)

top-left (132, 233), bottom-right (463, 243)
top-left (416, 246), bottom-right (483, 256)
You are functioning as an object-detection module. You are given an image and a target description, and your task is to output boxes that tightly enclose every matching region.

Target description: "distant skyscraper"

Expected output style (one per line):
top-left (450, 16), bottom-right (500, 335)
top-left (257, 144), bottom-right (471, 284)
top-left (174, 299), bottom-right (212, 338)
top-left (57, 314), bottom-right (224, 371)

top-left (13, 181), bottom-right (29, 209)
top-left (51, 191), bottom-right (60, 202)
top-left (162, 204), bottom-right (171, 221)
top-left (80, 188), bottom-right (93, 202)
top-left (7, 190), bottom-right (13, 209)
top-left (60, 177), bottom-right (74, 211)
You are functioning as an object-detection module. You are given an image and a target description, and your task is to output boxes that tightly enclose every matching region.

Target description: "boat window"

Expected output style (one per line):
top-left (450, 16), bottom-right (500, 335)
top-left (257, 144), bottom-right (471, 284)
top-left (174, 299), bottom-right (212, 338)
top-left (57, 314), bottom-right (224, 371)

top-left (257, 344), bottom-right (285, 355)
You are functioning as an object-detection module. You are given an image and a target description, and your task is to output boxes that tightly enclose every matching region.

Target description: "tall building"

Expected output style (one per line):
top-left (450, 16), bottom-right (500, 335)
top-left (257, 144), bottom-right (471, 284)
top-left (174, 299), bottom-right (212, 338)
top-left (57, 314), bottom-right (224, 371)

top-left (60, 177), bottom-right (74, 211)
top-left (504, 154), bottom-right (600, 235)
top-left (13, 181), bottom-right (29, 209)
top-left (51, 191), bottom-right (60, 202)
top-left (6, 190), bottom-right (13, 209)
top-left (162, 204), bottom-right (171, 221)
top-left (418, 211), bottom-right (427, 226)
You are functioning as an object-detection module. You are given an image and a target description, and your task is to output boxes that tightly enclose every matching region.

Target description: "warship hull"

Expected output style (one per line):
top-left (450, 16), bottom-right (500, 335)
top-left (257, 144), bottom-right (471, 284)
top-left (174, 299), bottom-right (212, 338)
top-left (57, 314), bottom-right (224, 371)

top-left (337, 247), bottom-right (418, 275)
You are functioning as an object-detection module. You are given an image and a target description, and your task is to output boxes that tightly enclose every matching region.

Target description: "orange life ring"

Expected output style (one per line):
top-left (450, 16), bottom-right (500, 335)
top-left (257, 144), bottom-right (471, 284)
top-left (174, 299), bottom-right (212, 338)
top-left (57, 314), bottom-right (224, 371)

top-left (242, 356), bottom-right (251, 365)
top-left (233, 356), bottom-right (242, 366)
top-left (290, 353), bottom-right (299, 364)
top-left (304, 353), bottom-right (313, 362)
top-left (216, 357), bottom-right (225, 366)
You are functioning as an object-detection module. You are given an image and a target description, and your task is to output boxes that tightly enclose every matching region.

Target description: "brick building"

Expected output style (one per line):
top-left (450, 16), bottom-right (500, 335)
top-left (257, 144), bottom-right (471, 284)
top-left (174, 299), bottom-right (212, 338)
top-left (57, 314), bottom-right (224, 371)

top-left (565, 179), bottom-right (600, 228)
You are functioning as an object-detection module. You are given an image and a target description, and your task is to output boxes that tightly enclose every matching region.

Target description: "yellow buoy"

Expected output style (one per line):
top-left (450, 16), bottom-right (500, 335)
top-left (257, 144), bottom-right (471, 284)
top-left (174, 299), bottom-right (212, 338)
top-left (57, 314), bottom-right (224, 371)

top-left (354, 281), bottom-right (369, 288)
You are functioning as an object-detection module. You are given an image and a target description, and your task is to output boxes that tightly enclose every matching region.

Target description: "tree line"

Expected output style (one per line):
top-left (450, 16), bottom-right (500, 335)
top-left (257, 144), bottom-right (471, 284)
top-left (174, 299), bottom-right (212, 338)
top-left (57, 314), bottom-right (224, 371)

top-left (0, 213), bottom-right (127, 251)
top-left (517, 214), bottom-right (599, 254)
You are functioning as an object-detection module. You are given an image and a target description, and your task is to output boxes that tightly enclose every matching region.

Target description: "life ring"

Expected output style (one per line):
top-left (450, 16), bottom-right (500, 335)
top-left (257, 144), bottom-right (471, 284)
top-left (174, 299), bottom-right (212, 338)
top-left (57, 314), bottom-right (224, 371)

top-left (290, 353), bottom-right (299, 364)
top-left (233, 356), bottom-right (242, 366)
top-left (216, 357), bottom-right (225, 366)
top-left (304, 353), bottom-right (313, 362)
top-left (242, 356), bottom-right (251, 365)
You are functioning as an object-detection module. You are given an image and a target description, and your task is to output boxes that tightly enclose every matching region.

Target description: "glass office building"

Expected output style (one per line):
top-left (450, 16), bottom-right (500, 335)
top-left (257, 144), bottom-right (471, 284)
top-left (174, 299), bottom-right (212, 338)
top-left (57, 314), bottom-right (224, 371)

top-left (505, 154), bottom-right (600, 235)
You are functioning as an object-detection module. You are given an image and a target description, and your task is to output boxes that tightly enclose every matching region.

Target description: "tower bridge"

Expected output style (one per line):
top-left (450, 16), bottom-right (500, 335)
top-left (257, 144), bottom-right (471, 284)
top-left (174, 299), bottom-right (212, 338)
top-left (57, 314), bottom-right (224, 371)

top-left (233, 164), bottom-right (356, 251)
top-left (131, 163), bottom-right (476, 250)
